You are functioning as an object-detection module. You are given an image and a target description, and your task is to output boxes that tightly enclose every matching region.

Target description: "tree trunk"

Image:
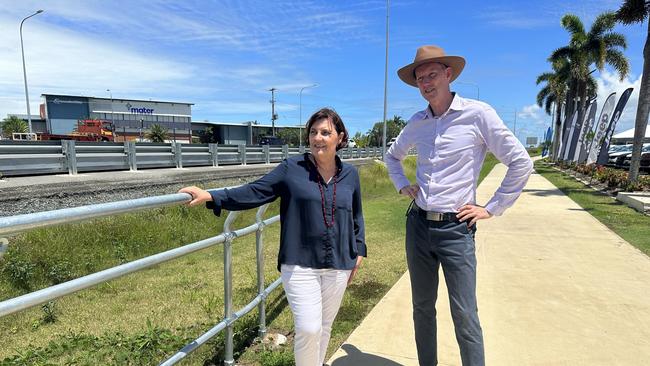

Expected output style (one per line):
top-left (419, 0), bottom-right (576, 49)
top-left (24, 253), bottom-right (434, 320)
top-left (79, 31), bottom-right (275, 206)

top-left (629, 19), bottom-right (650, 183)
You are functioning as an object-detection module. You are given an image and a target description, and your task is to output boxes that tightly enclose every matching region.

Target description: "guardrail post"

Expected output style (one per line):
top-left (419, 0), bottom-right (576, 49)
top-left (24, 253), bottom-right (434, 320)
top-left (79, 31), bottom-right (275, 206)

top-left (255, 205), bottom-right (270, 338)
top-left (0, 238), bottom-right (8, 259)
top-left (209, 143), bottom-right (219, 167)
top-left (239, 144), bottom-right (247, 165)
top-left (299, 145), bottom-right (305, 154)
top-left (62, 140), bottom-right (78, 175)
top-left (223, 212), bottom-right (240, 366)
top-left (125, 141), bottom-right (137, 171)
top-left (173, 142), bottom-right (183, 169)
top-left (282, 145), bottom-right (289, 159)
top-left (357, 147), bottom-right (362, 158)
top-left (347, 145), bottom-right (353, 159)
top-left (263, 145), bottom-right (270, 164)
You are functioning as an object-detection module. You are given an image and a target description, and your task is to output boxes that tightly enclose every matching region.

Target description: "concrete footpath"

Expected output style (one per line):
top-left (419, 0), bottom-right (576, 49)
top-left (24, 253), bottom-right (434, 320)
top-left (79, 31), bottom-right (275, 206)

top-left (328, 163), bottom-right (650, 366)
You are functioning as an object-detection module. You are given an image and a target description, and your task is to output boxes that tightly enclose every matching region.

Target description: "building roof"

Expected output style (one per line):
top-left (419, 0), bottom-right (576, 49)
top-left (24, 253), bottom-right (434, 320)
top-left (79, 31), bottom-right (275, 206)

top-left (7, 114), bottom-right (45, 121)
top-left (41, 93), bottom-right (194, 106)
top-left (192, 120), bottom-right (301, 129)
top-left (612, 124), bottom-right (650, 139)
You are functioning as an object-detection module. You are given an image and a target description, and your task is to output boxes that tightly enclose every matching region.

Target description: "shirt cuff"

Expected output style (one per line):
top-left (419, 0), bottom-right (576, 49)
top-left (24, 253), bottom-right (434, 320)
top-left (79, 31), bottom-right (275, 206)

top-left (205, 190), bottom-right (224, 216)
top-left (393, 177), bottom-right (411, 193)
top-left (356, 242), bottom-right (367, 257)
top-left (484, 200), bottom-right (504, 217)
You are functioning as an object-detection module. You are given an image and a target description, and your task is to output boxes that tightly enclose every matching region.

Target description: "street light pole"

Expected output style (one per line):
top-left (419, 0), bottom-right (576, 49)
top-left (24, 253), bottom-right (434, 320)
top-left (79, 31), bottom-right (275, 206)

top-left (381, 0), bottom-right (390, 157)
top-left (299, 83), bottom-right (318, 147)
top-left (269, 88), bottom-right (277, 136)
top-left (20, 9), bottom-right (44, 137)
top-left (106, 88), bottom-right (115, 136)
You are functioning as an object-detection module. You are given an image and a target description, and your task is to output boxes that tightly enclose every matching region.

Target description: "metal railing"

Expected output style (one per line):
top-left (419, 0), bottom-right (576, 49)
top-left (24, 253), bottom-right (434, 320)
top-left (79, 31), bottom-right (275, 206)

top-left (0, 140), bottom-right (384, 177)
top-left (0, 188), bottom-right (283, 365)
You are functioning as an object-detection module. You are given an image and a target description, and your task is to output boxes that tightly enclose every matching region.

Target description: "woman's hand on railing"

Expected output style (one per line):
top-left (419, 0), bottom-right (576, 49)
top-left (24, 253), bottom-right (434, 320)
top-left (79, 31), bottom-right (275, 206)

top-left (178, 186), bottom-right (213, 206)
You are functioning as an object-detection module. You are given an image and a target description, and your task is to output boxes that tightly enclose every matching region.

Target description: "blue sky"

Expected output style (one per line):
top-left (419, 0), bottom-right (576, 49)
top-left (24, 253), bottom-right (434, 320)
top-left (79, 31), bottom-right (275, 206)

top-left (0, 0), bottom-right (646, 142)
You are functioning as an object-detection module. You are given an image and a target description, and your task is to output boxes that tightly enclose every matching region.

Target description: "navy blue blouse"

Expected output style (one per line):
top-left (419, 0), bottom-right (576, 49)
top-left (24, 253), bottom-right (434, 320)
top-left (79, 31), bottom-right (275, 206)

top-left (206, 153), bottom-right (366, 271)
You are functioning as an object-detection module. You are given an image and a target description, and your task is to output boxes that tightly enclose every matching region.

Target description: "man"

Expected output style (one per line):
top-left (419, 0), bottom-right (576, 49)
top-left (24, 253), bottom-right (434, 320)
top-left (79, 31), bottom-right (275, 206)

top-left (385, 45), bottom-right (533, 366)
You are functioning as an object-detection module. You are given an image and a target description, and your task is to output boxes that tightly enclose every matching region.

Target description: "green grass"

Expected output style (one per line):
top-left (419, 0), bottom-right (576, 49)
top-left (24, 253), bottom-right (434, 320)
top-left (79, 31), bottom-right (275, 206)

top-left (0, 156), bottom-right (500, 365)
top-left (535, 161), bottom-right (650, 256)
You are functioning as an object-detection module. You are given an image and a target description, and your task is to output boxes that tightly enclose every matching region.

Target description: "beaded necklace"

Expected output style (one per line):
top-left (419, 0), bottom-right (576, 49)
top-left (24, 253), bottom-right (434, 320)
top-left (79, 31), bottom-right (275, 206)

top-left (313, 157), bottom-right (337, 228)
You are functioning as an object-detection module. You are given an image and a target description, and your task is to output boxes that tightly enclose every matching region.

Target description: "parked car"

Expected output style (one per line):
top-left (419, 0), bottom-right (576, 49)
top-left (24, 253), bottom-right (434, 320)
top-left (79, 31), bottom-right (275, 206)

top-left (615, 144), bottom-right (650, 169)
top-left (606, 144), bottom-right (633, 167)
top-left (258, 136), bottom-right (284, 146)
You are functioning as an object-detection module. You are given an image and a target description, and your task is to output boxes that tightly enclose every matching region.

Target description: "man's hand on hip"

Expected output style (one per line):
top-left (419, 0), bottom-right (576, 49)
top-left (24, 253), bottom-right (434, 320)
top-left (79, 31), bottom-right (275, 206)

top-left (399, 184), bottom-right (419, 200)
top-left (456, 204), bottom-right (492, 227)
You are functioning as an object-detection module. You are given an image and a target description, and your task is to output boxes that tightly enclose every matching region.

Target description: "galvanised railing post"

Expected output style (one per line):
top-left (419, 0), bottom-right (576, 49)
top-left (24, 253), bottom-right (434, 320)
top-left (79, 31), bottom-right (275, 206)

top-left (223, 211), bottom-right (240, 366)
top-left (347, 145), bottom-right (352, 159)
top-left (239, 144), bottom-right (247, 165)
top-left (263, 145), bottom-right (270, 164)
top-left (299, 145), bottom-right (305, 154)
top-left (282, 145), bottom-right (289, 159)
top-left (125, 141), bottom-right (137, 171)
top-left (173, 142), bottom-right (183, 169)
top-left (62, 140), bottom-right (78, 175)
top-left (255, 204), bottom-right (269, 338)
top-left (0, 238), bottom-right (8, 259)
top-left (209, 143), bottom-right (219, 167)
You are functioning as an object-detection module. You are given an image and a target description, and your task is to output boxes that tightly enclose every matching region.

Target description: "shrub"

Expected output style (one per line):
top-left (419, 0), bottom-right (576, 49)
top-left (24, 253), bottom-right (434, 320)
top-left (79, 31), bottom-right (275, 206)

top-left (3, 255), bottom-right (36, 290)
top-left (46, 260), bottom-right (75, 284)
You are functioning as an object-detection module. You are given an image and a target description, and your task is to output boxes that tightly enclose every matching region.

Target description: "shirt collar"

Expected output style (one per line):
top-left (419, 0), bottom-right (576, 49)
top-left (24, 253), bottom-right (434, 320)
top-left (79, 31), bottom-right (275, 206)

top-left (424, 92), bottom-right (465, 119)
top-left (304, 152), bottom-right (343, 174)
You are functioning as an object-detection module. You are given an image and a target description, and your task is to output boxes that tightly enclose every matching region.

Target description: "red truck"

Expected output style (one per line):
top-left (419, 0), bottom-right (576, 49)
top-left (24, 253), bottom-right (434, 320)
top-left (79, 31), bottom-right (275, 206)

top-left (38, 119), bottom-right (115, 142)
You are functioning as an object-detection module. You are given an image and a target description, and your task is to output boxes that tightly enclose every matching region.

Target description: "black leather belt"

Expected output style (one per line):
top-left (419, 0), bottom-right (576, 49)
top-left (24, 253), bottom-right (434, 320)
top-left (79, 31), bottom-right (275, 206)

top-left (412, 204), bottom-right (459, 222)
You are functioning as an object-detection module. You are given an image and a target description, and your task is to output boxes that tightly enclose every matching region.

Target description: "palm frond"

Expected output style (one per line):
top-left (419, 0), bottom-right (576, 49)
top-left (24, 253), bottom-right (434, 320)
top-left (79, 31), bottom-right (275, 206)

top-left (561, 14), bottom-right (585, 36)
top-left (605, 49), bottom-right (631, 80)
top-left (615, 0), bottom-right (649, 24)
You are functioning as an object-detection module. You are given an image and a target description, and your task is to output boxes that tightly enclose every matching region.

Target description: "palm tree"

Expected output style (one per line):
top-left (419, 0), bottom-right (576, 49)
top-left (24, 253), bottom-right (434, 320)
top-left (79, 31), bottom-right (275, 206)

top-left (145, 124), bottom-right (170, 143)
top-left (1, 115), bottom-right (28, 138)
top-left (551, 12), bottom-right (630, 160)
top-left (616, 0), bottom-right (650, 183)
top-left (537, 57), bottom-right (570, 160)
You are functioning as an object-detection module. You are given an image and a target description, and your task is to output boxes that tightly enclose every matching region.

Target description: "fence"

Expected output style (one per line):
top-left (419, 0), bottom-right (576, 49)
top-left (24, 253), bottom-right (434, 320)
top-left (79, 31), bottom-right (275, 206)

top-left (0, 140), bottom-right (383, 177)
top-left (0, 189), bottom-right (282, 365)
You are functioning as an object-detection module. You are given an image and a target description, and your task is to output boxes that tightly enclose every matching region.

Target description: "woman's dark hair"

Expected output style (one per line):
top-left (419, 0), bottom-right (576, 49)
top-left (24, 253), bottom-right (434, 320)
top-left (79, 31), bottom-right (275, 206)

top-left (304, 107), bottom-right (348, 150)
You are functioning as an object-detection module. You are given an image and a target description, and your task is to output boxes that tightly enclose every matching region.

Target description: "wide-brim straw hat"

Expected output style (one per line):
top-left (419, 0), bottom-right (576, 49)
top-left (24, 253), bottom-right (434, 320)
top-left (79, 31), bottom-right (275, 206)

top-left (398, 45), bottom-right (466, 87)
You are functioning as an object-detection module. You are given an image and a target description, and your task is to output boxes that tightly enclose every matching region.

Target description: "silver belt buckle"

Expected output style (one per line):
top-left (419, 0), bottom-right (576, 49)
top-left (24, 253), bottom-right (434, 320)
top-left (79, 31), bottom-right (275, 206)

top-left (426, 211), bottom-right (444, 221)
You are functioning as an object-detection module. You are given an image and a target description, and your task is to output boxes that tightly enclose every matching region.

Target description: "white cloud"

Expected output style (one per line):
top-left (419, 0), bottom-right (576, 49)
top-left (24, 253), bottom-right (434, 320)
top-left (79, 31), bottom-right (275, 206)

top-left (517, 69), bottom-right (643, 144)
top-left (0, 15), bottom-right (195, 115)
top-left (593, 69), bottom-right (642, 134)
top-left (476, 11), bottom-right (552, 29)
top-left (0, 1), bottom-right (379, 121)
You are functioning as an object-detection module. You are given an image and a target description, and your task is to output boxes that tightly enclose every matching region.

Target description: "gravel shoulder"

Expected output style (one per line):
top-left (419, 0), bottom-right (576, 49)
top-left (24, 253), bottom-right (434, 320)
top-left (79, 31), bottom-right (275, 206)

top-left (0, 159), bottom-right (376, 217)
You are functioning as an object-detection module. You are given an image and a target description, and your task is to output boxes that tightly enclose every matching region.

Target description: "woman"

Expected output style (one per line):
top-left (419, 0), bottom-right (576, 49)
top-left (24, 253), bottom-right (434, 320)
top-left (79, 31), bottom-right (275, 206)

top-left (179, 108), bottom-right (366, 366)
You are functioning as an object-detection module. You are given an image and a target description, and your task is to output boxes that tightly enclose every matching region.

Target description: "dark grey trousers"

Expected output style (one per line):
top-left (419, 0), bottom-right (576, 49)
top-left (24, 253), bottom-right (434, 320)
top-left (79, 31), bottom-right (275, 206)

top-left (405, 206), bottom-right (485, 366)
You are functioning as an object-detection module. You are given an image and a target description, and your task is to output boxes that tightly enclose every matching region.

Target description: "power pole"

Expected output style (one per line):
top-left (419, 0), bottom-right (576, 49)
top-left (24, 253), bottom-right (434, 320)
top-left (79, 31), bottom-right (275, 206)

top-left (513, 108), bottom-right (517, 139)
top-left (269, 88), bottom-right (277, 136)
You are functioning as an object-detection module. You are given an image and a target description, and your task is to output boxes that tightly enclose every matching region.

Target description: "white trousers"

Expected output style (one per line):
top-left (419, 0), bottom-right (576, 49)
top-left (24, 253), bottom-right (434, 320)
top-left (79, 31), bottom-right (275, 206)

top-left (280, 265), bottom-right (351, 366)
